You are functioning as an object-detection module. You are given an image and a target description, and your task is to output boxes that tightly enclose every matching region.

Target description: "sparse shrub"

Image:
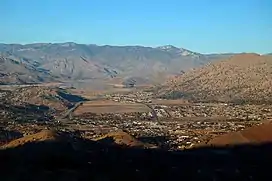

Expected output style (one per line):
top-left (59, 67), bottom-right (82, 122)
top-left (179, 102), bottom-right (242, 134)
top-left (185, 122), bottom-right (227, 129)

top-left (159, 91), bottom-right (185, 100)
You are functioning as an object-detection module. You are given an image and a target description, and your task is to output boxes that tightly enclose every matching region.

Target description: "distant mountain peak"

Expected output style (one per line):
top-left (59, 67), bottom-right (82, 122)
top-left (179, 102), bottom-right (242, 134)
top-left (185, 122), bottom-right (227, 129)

top-left (60, 42), bottom-right (77, 47)
top-left (157, 45), bottom-right (200, 57)
top-left (157, 45), bottom-right (179, 50)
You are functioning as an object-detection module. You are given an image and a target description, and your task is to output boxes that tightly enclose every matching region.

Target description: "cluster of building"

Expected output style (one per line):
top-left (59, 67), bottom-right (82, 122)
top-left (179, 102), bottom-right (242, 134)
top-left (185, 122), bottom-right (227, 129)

top-left (105, 91), bottom-right (153, 103)
top-left (71, 112), bottom-right (261, 149)
top-left (106, 91), bottom-right (272, 122)
top-left (61, 90), bottom-right (270, 149)
top-left (152, 104), bottom-right (272, 121)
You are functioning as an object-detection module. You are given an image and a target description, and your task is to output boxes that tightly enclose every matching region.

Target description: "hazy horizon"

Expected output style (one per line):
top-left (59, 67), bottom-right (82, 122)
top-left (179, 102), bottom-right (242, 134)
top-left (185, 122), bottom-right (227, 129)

top-left (1, 41), bottom-right (270, 55)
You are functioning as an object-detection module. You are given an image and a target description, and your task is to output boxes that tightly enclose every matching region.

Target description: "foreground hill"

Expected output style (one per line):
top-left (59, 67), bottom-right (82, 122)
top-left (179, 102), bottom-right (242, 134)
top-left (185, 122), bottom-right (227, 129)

top-left (1, 129), bottom-right (154, 149)
top-left (0, 43), bottom-right (233, 84)
top-left (159, 54), bottom-right (272, 104)
top-left (1, 129), bottom-right (272, 180)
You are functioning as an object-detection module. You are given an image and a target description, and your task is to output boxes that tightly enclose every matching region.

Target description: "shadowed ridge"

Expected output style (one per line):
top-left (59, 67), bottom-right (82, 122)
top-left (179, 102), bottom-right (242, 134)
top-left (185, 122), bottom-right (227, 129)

top-left (93, 130), bottom-right (156, 148)
top-left (1, 135), bottom-right (272, 180)
top-left (2, 129), bottom-right (156, 149)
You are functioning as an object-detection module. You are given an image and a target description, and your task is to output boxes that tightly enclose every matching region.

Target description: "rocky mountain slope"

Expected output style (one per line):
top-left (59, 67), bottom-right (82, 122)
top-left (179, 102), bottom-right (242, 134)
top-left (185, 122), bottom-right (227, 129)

top-left (159, 53), bottom-right (272, 104)
top-left (0, 55), bottom-right (54, 84)
top-left (0, 43), bottom-right (234, 84)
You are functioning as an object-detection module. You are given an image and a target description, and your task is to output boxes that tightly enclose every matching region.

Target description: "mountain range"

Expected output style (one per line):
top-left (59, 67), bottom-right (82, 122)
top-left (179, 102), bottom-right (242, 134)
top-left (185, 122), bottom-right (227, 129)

top-left (0, 43), bottom-right (236, 85)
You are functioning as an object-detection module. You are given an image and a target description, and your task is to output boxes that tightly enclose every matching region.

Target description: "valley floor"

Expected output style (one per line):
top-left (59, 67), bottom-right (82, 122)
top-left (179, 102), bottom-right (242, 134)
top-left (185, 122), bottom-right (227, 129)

top-left (1, 85), bottom-right (271, 149)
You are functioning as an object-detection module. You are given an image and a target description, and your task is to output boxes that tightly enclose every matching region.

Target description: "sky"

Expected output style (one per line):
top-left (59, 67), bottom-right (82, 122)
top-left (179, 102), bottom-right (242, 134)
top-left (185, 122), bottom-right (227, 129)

top-left (1, 0), bottom-right (271, 54)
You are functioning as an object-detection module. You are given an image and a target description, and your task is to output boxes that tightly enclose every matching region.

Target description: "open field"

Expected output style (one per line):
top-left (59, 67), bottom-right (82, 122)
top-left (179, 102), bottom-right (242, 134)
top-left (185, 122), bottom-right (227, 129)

top-left (74, 100), bottom-right (151, 114)
top-left (69, 87), bottom-right (134, 99)
top-left (151, 99), bottom-right (190, 105)
top-left (59, 78), bottom-right (151, 91)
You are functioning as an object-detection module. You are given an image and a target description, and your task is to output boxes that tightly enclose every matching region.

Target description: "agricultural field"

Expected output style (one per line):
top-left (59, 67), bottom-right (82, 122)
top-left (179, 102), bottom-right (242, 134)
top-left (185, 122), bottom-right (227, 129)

top-left (73, 100), bottom-right (151, 115)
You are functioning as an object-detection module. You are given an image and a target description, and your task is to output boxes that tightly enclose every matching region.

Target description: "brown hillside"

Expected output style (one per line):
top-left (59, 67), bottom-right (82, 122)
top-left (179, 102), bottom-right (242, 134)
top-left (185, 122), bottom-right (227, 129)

top-left (6, 87), bottom-right (69, 112)
top-left (1, 130), bottom-right (60, 149)
top-left (1, 86), bottom-right (86, 113)
top-left (93, 131), bottom-right (154, 148)
top-left (160, 53), bottom-right (272, 103)
top-left (207, 121), bottom-right (272, 146)
top-left (1, 130), bottom-right (153, 149)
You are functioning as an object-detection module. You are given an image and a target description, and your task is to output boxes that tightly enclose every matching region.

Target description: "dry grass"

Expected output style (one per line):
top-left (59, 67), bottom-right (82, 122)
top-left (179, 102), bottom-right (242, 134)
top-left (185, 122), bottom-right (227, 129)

top-left (70, 88), bottom-right (133, 99)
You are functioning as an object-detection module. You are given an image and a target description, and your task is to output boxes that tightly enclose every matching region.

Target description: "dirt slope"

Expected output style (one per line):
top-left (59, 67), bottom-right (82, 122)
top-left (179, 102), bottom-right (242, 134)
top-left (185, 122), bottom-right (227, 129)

top-left (160, 53), bottom-right (272, 103)
top-left (0, 86), bottom-right (87, 119)
top-left (3, 87), bottom-right (72, 111)
top-left (207, 121), bottom-right (272, 146)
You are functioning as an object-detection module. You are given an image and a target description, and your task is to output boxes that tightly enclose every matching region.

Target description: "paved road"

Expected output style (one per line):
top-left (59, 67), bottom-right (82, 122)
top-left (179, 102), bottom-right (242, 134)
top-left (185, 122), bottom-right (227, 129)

top-left (59, 97), bottom-right (107, 120)
top-left (142, 103), bottom-right (159, 121)
top-left (60, 102), bottom-right (84, 119)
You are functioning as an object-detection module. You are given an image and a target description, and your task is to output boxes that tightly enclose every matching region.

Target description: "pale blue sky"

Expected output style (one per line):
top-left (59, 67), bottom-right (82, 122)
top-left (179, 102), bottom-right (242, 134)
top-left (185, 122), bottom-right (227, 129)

top-left (1, 0), bottom-right (271, 53)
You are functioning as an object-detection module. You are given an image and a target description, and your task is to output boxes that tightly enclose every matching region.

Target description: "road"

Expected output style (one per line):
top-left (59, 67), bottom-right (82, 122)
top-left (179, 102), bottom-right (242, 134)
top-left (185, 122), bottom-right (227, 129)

top-left (59, 97), bottom-right (107, 120)
top-left (142, 103), bottom-right (159, 122)
top-left (60, 102), bottom-right (84, 119)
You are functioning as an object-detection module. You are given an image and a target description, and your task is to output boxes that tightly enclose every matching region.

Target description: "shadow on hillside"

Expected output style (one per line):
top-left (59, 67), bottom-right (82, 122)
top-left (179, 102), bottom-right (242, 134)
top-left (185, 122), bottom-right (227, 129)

top-left (137, 136), bottom-right (173, 149)
top-left (0, 136), bottom-right (271, 181)
top-left (0, 129), bottom-right (23, 145)
top-left (0, 103), bottom-right (49, 114)
top-left (0, 103), bottom-right (52, 122)
top-left (57, 90), bottom-right (89, 103)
